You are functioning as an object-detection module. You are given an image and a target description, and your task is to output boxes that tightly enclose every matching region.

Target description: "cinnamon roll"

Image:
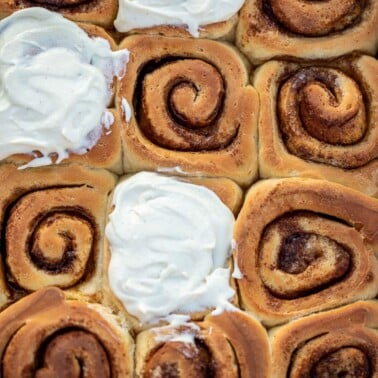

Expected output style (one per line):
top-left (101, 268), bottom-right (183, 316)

top-left (236, 0), bottom-right (378, 64)
top-left (234, 178), bottom-right (378, 326)
top-left (136, 310), bottom-right (271, 378)
top-left (117, 34), bottom-right (259, 186)
top-left (0, 163), bottom-right (116, 307)
top-left (114, 0), bottom-right (244, 41)
top-left (0, 0), bottom-right (118, 27)
top-left (270, 300), bottom-right (378, 377)
top-left (104, 172), bottom-right (239, 330)
top-left (254, 55), bottom-right (378, 197)
top-left (0, 8), bottom-right (129, 173)
top-left (0, 287), bottom-right (133, 377)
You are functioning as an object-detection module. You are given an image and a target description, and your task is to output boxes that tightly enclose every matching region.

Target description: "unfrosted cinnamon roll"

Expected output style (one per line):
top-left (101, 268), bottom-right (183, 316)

top-left (254, 55), bottom-right (378, 197)
top-left (0, 9), bottom-right (129, 173)
top-left (270, 300), bottom-right (378, 377)
top-left (136, 310), bottom-right (271, 378)
top-left (236, 0), bottom-right (378, 64)
top-left (0, 287), bottom-right (133, 377)
top-left (117, 34), bottom-right (259, 186)
top-left (234, 178), bottom-right (378, 326)
top-left (0, 0), bottom-right (117, 27)
top-left (0, 163), bottom-right (116, 308)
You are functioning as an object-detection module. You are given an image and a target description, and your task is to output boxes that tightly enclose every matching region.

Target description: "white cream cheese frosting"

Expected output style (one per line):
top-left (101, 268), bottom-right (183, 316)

top-left (0, 8), bottom-right (129, 168)
top-left (114, 0), bottom-right (245, 37)
top-left (106, 172), bottom-right (235, 324)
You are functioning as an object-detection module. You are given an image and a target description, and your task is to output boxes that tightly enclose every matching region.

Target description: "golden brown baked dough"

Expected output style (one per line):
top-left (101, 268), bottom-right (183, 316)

top-left (136, 310), bottom-right (271, 378)
top-left (123, 14), bottom-right (239, 42)
top-left (116, 34), bottom-right (259, 187)
top-left (0, 0), bottom-right (118, 28)
top-left (234, 178), bottom-right (378, 326)
top-left (236, 0), bottom-right (378, 64)
top-left (270, 300), bottom-right (378, 377)
top-left (0, 287), bottom-right (133, 377)
top-left (0, 163), bottom-right (116, 309)
top-left (103, 174), bottom-right (241, 331)
top-left (254, 55), bottom-right (378, 197)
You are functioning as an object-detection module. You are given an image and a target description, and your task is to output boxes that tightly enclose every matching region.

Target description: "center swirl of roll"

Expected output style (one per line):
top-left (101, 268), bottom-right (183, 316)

top-left (29, 212), bottom-right (93, 274)
top-left (289, 332), bottom-right (373, 378)
top-left (278, 67), bottom-right (370, 168)
top-left (5, 188), bottom-right (95, 291)
top-left (259, 212), bottom-right (352, 299)
top-left (138, 58), bottom-right (239, 151)
top-left (266, 0), bottom-right (364, 36)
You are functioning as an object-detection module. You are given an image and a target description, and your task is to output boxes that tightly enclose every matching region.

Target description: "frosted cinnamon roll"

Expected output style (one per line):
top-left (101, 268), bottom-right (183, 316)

top-left (0, 163), bottom-right (116, 308)
top-left (136, 310), bottom-right (271, 378)
top-left (117, 35), bottom-right (258, 186)
top-left (104, 172), bottom-right (239, 330)
top-left (236, 0), bottom-right (378, 64)
top-left (234, 178), bottom-right (378, 326)
top-left (270, 301), bottom-right (378, 377)
top-left (0, 0), bottom-right (117, 27)
top-left (0, 8), bottom-right (129, 173)
top-left (114, 0), bottom-right (244, 41)
top-left (0, 287), bottom-right (133, 377)
top-left (254, 55), bottom-right (378, 197)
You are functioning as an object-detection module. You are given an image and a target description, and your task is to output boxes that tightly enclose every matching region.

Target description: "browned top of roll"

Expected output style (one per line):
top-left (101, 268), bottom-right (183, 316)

top-left (0, 287), bottom-right (132, 377)
top-left (254, 55), bottom-right (378, 196)
top-left (0, 0), bottom-right (118, 27)
top-left (236, 0), bottom-right (378, 63)
top-left (234, 178), bottom-right (378, 325)
top-left (270, 300), bottom-right (378, 378)
top-left (117, 34), bottom-right (259, 186)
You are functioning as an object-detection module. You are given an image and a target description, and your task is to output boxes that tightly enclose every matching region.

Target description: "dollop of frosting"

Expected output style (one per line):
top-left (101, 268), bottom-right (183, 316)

top-left (114, 0), bottom-right (245, 37)
top-left (0, 8), bottom-right (129, 168)
top-left (106, 172), bottom-right (235, 324)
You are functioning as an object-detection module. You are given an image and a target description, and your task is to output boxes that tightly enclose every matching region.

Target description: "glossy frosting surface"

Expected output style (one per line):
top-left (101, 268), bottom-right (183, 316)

top-left (114, 0), bottom-right (244, 36)
top-left (106, 172), bottom-right (235, 324)
top-left (0, 8), bottom-right (129, 168)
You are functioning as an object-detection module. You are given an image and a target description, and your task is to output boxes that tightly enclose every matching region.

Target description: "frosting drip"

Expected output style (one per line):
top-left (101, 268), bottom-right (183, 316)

top-left (0, 8), bottom-right (129, 168)
top-left (114, 0), bottom-right (245, 36)
top-left (106, 172), bottom-right (235, 324)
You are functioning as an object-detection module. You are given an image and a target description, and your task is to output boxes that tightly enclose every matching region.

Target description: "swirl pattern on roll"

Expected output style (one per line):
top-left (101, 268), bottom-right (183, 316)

top-left (117, 34), bottom-right (259, 186)
top-left (0, 287), bottom-right (132, 377)
top-left (6, 187), bottom-right (98, 291)
top-left (236, 0), bottom-right (378, 63)
top-left (136, 311), bottom-right (271, 378)
top-left (254, 56), bottom-right (378, 196)
top-left (279, 66), bottom-right (372, 169)
top-left (264, 0), bottom-right (364, 37)
top-left (270, 301), bottom-right (378, 377)
top-left (139, 58), bottom-right (234, 151)
top-left (234, 178), bottom-right (378, 325)
top-left (0, 164), bottom-right (115, 304)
